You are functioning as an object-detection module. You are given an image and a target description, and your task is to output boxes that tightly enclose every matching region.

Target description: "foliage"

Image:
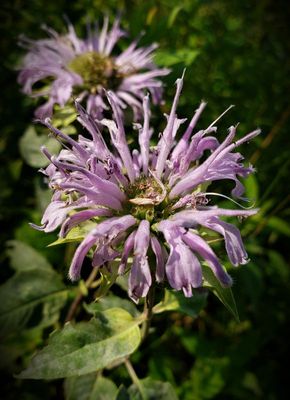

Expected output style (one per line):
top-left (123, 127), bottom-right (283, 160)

top-left (0, 0), bottom-right (289, 399)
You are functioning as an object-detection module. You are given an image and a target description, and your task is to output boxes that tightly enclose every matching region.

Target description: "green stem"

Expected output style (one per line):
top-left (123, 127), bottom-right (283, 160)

top-left (65, 268), bottom-right (98, 322)
top-left (141, 284), bottom-right (155, 340)
top-left (124, 359), bottom-right (145, 399)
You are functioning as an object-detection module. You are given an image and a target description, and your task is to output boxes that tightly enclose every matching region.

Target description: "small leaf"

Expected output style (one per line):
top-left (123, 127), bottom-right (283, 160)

top-left (52, 104), bottom-right (77, 130)
top-left (94, 264), bottom-right (119, 301)
top-left (18, 308), bottom-right (141, 379)
top-left (48, 221), bottom-right (97, 246)
top-left (65, 374), bottom-right (117, 400)
top-left (153, 289), bottom-right (207, 319)
top-left (128, 378), bottom-right (178, 400)
top-left (202, 265), bottom-right (239, 322)
top-left (155, 49), bottom-right (199, 67)
top-left (19, 125), bottom-right (61, 168)
top-left (243, 174), bottom-right (259, 203)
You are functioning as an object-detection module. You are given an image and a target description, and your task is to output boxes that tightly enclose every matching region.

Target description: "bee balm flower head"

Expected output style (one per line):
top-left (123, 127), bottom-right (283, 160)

top-left (33, 74), bottom-right (260, 302)
top-left (18, 17), bottom-right (169, 119)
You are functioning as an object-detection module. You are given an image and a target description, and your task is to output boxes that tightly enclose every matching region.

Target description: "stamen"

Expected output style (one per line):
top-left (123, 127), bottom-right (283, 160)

top-left (199, 192), bottom-right (255, 209)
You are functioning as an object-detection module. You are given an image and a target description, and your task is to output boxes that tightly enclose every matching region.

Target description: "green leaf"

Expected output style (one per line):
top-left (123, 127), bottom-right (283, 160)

top-left (48, 221), bottom-right (97, 246)
top-left (182, 357), bottom-right (229, 400)
top-left (128, 378), bottom-right (179, 400)
top-left (19, 125), bottom-right (61, 168)
top-left (65, 374), bottom-right (118, 400)
top-left (18, 308), bottom-right (141, 379)
top-left (0, 268), bottom-right (67, 336)
top-left (202, 265), bottom-right (239, 322)
top-left (266, 216), bottom-right (290, 236)
top-left (85, 295), bottom-right (139, 318)
top-left (52, 104), bottom-right (77, 131)
top-left (7, 240), bottom-right (52, 271)
top-left (155, 49), bottom-right (199, 67)
top-left (153, 289), bottom-right (207, 319)
top-left (243, 174), bottom-right (259, 203)
top-left (0, 241), bottom-right (67, 336)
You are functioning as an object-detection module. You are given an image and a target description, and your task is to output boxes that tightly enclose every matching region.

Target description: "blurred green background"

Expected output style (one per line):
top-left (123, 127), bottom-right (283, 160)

top-left (0, 0), bottom-right (289, 399)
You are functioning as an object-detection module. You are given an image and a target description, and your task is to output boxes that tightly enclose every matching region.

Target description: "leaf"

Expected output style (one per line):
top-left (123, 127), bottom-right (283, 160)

top-left (0, 241), bottom-right (67, 336)
top-left (52, 104), bottom-right (77, 131)
top-left (243, 174), bottom-right (259, 203)
top-left (153, 289), bottom-right (207, 319)
top-left (48, 221), bottom-right (97, 246)
top-left (155, 49), bottom-right (199, 67)
top-left (65, 374), bottom-right (118, 400)
top-left (202, 265), bottom-right (239, 322)
top-left (168, 6), bottom-right (183, 27)
top-left (6, 240), bottom-right (52, 271)
top-left (19, 125), bottom-right (61, 168)
top-left (267, 216), bottom-right (290, 236)
top-left (18, 308), bottom-right (141, 379)
top-left (182, 357), bottom-right (229, 400)
top-left (128, 378), bottom-right (179, 400)
top-left (94, 264), bottom-right (120, 301)
top-left (85, 295), bottom-right (139, 318)
top-left (0, 327), bottom-right (43, 369)
top-left (0, 269), bottom-right (68, 337)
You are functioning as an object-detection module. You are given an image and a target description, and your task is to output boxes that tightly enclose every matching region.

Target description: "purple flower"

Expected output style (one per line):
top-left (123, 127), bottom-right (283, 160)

top-left (34, 74), bottom-right (260, 301)
top-left (18, 17), bottom-right (169, 119)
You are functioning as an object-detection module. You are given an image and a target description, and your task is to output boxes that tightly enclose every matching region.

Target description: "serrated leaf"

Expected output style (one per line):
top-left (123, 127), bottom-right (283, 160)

top-left (6, 240), bottom-right (52, 271)
top-left (202, 265), bottom-right (239, 322)
top-left (65, 374), bottom-right (117, 400)
top-left (153, 289), bottom-right (207, 319)
top-left (19, 125), bottom-right (61, 168)
top-left (128, 378), bottom-right (178, 400)
top-left (18, 308), bottom-right (141, 379)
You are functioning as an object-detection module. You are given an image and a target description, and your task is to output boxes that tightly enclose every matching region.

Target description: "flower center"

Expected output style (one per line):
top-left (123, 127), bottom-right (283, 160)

top-left (126, 176), bottom-right (168, 222)
top-left (67, 51), bottom-right (123, 93)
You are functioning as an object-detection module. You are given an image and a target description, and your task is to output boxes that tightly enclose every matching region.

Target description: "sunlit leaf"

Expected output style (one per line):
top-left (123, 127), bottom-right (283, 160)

top-left (48, 221), bottom-right (97, 246)
top-left (85, 295), bottom-right (139, 317)
top-left (18, 308), bottom-right (141, 379)
top-left (154, 49), bottom-right (199, 67)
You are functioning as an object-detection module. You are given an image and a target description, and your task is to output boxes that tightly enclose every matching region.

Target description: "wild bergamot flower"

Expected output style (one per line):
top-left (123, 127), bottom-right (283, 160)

top-left (18, 17), bottom-right (169, 119)
top-left (32, 74), bottom-right (259, 301)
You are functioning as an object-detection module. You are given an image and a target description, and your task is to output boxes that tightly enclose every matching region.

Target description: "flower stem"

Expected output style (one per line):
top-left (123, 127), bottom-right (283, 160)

top-left (124, 359), bottom-right (145, 399)
top-left (141, 284), bottom-right (155, 340)
top-left (65, 268), bottom-right (98, 322)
